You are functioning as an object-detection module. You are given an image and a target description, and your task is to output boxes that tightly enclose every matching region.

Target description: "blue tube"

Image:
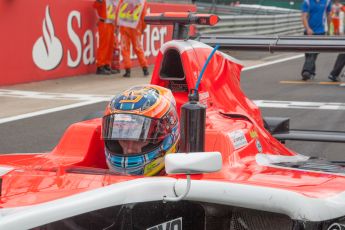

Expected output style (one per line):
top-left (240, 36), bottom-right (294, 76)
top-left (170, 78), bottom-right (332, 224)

top-left (195, 44), bottom-right (220, 91)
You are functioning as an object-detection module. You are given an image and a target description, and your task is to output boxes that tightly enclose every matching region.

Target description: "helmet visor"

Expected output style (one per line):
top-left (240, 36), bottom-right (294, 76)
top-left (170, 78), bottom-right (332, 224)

top-left (102, 113), bottom-right (166, 142)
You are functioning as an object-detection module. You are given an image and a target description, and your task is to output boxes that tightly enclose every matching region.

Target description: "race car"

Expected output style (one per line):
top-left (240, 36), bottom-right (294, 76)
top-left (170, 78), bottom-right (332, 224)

top-left (1, 13), bottom-right (345, 230)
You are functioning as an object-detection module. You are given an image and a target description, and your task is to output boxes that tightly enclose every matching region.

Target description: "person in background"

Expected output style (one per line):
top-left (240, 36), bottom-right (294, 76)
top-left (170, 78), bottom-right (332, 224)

top-left (327, 53), bottom-right (345, 82)
top-left (94, 0), bottom-right (120, 75)
top-left (102, 85), bottom-right (180, 175)
top-left (300, 0), bottom-right (332, 81)
top-left (327, 1), bottom-right (345, 82)
top-left (331, 0), bottom-right (344, 35)
top-left (118, 0), bottom-right (149, 78)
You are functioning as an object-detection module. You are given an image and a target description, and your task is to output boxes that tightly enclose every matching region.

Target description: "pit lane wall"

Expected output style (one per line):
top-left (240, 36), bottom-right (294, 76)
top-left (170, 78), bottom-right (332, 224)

top-left (0, 1), bottom-right (196, 86)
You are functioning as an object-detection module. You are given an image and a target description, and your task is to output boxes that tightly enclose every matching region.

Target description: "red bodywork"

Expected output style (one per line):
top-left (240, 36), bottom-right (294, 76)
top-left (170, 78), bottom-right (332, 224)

top-left (0, 39), bottom-right (344, 210)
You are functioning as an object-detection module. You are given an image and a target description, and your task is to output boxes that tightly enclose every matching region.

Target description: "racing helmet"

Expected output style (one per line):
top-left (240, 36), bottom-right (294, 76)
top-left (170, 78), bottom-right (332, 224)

top-left (102, 85), bottom-right (180, 176)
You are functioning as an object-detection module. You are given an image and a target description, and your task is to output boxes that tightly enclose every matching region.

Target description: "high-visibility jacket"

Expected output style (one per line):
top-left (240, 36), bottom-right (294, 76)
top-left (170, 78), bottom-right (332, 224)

top-left (118, 0), bottom-right (148, 69)
top-left (94, 0), bottom-right (118, 67)
top-left (332, 3), bottom-right (344, 35)
top-left (93, 0), bottom-right (118, 24)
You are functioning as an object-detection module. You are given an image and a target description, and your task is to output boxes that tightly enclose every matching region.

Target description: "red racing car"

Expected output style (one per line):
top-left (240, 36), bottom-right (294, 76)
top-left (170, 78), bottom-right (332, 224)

top-left (0, 13), bottom-right (345, 230)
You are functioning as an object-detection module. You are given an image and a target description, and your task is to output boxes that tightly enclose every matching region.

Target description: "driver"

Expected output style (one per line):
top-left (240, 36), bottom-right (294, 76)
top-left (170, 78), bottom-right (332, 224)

top-left (102, 85), bottom-right (180, 176)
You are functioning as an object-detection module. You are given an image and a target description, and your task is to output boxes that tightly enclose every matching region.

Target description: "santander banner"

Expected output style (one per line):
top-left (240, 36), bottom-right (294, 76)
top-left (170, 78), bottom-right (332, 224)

top-left (0, 1), bottom-right (196, 86)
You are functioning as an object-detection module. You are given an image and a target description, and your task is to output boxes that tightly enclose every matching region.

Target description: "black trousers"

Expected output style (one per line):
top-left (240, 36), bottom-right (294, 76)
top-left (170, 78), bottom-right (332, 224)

top-left (330, 53), bottom-right (345, 77)
top-left (302, 52), bottom-right (319, 75)
top-left (301, 32), bottom-right (325, 76)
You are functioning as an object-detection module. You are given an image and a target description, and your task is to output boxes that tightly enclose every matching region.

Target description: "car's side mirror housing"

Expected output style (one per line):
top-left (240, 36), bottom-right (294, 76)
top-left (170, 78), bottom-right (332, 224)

top-left (165, 152), bottom-right (222, 174)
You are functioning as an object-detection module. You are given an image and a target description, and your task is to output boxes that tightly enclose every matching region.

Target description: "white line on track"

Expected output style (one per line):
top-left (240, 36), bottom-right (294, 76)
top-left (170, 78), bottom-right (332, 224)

top-left (242, 54), bottom-right (304, 71)
top-left (253, 100), bottom-right (345, 110)
top-left (0, 100), bottom-right (106, 125)
top-left (0, 89), bottom-right (111, 101)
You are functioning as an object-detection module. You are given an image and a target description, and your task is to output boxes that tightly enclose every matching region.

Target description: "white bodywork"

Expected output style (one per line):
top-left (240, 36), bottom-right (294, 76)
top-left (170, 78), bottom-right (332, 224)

top-left (1, 176), bottom-right (345, 229)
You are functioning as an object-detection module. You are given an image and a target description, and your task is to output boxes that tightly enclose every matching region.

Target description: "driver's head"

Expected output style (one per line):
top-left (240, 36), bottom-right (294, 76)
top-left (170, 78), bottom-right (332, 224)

top-left (102, 85), bottom-right (179, 176)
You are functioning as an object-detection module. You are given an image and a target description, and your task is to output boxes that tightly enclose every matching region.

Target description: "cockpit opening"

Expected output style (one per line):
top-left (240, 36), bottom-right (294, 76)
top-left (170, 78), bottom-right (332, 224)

top-left (159, 48), bottom-right (188, 93)
top-left (159, 48), bottom-right (185, 80)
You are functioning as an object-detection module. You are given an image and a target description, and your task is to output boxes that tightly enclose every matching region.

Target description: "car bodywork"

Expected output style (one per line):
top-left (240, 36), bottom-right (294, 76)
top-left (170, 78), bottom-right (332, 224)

top-left (1, 13), bottom-right (345, 230)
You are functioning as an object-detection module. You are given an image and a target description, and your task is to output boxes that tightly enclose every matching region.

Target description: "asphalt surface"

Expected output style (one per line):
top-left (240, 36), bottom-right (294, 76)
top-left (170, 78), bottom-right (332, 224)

top-left (241, 52), bottom-right (345, 161)
top-left (1, 52), bottom-right (345, 161)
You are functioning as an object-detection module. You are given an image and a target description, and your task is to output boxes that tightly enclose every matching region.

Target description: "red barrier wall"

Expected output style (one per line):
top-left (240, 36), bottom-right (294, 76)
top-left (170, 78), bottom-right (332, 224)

top-left (0, 1), bottom-right (196, 86)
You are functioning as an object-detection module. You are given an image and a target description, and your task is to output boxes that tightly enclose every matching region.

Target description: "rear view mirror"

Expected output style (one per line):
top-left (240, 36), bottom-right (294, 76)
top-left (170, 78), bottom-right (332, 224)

top-left (165, 152), bottom-right (222, 174)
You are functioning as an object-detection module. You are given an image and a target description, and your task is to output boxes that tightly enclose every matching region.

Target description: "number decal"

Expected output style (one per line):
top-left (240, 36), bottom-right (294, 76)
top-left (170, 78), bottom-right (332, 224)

top-left (120, 90), bottom-right (144, 103)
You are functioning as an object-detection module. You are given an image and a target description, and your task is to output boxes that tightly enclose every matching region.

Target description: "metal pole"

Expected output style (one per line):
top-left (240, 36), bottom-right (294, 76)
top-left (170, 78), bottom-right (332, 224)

top-left (198, 35), bottom-right (345, 52)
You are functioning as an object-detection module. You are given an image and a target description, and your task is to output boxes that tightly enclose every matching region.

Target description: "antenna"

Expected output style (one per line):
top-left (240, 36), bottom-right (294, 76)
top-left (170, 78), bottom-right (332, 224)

top-left (195, 44), bottom-right (220, 92)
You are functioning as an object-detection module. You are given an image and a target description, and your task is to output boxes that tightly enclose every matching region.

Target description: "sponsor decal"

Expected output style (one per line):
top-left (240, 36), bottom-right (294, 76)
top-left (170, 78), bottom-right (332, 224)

top-left (114, 114), bottom-right (133, 121)
top-left (328, 223), bottom-right (345, 230)
top-left (144, 157), bottom-right (163, 174)
top-left (142, 8), bottom-right (168, 57)
top-left (33, 5), bottom-right (95, 71)
top-left (199, 91), bottom-right (209, 101)
top-left (32, 6), bottom-right (63, 70)
top-left (249, 130), bottom-right (258, 139)
top-left (199, 91), bottom-right (210, 107)
top-left (256, 139), bottom-right (263, 153)
top-left (2, 2), bottom-right (195, 85)
top-left (32, 6), bottom-right (167, 72)
top-left (229, 130), bottom-right (248, 150)
top-left (147, 217), bottom-right (182, 230)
